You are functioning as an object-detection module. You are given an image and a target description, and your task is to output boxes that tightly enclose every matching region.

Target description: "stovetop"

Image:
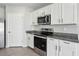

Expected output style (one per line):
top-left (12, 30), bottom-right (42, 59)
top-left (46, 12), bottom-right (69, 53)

top-left (34, 31), bottom-right (53, 37)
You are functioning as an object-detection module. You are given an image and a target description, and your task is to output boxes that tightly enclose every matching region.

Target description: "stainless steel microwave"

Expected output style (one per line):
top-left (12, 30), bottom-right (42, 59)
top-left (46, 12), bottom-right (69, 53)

top-left (37, 15), bottom-right (51, 25)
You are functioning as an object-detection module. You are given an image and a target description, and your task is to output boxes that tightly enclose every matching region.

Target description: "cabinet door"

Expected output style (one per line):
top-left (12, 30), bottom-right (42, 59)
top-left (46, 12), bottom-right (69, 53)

top-left (62, 3), bottom-right (74, 24)
top-left (30, 34), bottom-right (34, 48)
top-left (44, 5), bottom-right (51, 15)
top-left (27, 34), bottom-right (34, 48)
top-left (74, 43), bottom-right (79, 56)
top-left (0, 7), bottom-right (4, 19)
top-left (31, 11), bottom-right (38, 25)
top-left (47, 38), bottom-right (59, 56)
top-left (27, 34), bottom-right (30, 46)
top-left (59, 40), bottom-right (75, 56)
top-left (51, 4), bottom-right (61, 24)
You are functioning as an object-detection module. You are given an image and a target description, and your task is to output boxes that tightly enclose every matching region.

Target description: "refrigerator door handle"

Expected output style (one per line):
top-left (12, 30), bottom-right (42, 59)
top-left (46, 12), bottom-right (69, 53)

top-left (8, 31), bottom-right (11, 33)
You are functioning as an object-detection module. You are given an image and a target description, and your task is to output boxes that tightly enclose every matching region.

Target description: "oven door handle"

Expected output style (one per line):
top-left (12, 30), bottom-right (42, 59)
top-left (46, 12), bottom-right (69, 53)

top-left (34, 35), bottom-right (47, 39)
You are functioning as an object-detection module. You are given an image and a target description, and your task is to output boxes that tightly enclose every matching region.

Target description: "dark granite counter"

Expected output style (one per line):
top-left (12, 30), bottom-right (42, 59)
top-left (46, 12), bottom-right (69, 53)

top-left (48, 35), bottom-right (79, 43)
top-left (26, 31), bottom-right (79, 43)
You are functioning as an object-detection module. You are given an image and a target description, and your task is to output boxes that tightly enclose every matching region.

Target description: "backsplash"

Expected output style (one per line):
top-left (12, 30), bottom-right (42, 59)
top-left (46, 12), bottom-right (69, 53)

top-left (32, 25), bottom-right (78, 34)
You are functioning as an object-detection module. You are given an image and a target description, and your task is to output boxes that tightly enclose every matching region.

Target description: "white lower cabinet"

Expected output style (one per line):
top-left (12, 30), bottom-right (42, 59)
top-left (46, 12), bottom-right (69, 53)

top-left (47, 37), bottom-right (59, 56)
top-left (74, 43), bottom-right (79, 56)
top-left (47, 37), bottom-right (77, 56)
top-left (59, 40), bottom-right (75, 56)
top-left (27, 34), bottom-right (34, 48)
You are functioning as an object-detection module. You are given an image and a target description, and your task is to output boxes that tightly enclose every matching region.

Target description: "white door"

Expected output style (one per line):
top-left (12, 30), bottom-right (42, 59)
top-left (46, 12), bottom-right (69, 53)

top-left (51, 4), bottom-right (61, 24)
top-left (6, 13), bottom-right (23, 47)
top-left (47, 38), bottom-right (59, 56)
top-left (59, 40), bottom-right (75, 56)
top-left (62, 3), bottom-right (74, 24)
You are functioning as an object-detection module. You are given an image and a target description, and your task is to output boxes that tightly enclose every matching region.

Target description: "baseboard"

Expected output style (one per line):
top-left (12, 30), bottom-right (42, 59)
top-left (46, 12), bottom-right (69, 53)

top-left (21, 44), bottom-right (27, 47)
top-left (6, 45), bottom-right (27, 48)
top-left (8, 46), bottom-right (23, 48)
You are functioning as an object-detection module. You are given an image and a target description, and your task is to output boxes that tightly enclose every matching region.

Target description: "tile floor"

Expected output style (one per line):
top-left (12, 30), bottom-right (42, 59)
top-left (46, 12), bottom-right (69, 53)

top-left (0, 47), bottom-right (39, 56)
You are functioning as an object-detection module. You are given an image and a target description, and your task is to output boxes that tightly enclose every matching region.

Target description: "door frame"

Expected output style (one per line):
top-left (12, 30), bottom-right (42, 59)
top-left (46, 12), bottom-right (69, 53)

top-left (4, 5), bottom-right (6, 48)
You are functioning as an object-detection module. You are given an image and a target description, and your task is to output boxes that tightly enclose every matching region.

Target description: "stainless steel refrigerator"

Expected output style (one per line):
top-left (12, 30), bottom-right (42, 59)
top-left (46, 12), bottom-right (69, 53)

top-left (0, 19), bottom-right (5, 48)
top-left (0, 5), bottom-right (6, 48)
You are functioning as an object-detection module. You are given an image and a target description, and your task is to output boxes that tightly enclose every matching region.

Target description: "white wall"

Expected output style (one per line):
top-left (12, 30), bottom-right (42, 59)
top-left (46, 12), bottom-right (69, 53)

top-left (23, 10), bottom-right (33, 47)
top-left (23, 7), bottom-right (36, 47)
top-left (33, 25), bottom-right (78, 34)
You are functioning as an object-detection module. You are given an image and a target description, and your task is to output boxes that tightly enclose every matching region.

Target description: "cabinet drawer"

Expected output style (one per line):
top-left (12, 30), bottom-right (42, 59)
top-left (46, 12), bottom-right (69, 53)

top-left (60, 40), bottom-right (75, 47)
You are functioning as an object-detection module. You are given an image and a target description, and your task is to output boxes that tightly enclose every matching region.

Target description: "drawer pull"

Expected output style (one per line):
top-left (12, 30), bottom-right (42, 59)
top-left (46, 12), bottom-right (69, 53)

top-left (55, 45), bottom-right (57, 51)
top-left (64, 42), bottom-right (70, 44)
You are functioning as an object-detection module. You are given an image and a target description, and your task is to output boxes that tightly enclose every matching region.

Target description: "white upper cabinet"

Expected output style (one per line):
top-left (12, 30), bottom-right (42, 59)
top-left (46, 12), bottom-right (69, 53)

top-left (37, 9), bottom-right (45, 17)
top-left (51, 3), bottom-right (76, 25)
top-left (37, 5), bottom-right (51, 17)
top-left (61, 3), bottom-right (74, 24)
top-left (31, 4), bottom-right (52, 25)
top-left (51, 4), bottom-right (61, 24)
top-left (31, 11), bottom-right (38, 25)
top-left (44, 5), bottom-right (51, 15)
top-left (0, 7), bottom-right (4, 19)
top-left (31, 3), bottom-right (78, 25)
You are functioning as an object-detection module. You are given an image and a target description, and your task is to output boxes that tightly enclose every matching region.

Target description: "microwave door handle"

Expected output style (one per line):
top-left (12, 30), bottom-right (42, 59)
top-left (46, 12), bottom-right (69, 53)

top-left (45, 16), bottom-right (47, 24)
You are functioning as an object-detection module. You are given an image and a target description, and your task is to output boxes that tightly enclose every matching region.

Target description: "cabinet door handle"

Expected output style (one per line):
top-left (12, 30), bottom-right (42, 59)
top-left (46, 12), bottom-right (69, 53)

top-left (55, 45), bottom-right (57, 51)
top-left (8, 31), bottom-right (11, 33)
top-left (59, 19), bottom-right (60, 23)
top-left (55, 45), bottom-right (57, 56)
top-left (64, 42), bottom-right (70, 44)
top-left (61, 18), bottom-right (63, 23)
top-left (59, 46), bottom-right (61, 52)
top-left (58, 46), bottom-right (61, 56)
top-left (72, 51), bottom-right (74, 56)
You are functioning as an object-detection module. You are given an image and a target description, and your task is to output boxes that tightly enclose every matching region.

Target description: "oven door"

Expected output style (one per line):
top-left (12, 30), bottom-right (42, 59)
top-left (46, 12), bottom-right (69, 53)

top-left (34, 35), bottom-right (47, 52)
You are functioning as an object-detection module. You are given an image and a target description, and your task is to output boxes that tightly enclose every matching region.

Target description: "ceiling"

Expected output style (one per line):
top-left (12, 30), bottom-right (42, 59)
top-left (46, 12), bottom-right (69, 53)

top-left (0, 3), bottom-right (52, 11)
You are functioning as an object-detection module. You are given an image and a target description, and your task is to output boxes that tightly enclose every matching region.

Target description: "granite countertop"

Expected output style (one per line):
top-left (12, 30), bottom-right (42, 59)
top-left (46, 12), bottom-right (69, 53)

top-left (47, 35), bottom-right (79, 43)
top-left (26, 31), bottom-right (79, 43)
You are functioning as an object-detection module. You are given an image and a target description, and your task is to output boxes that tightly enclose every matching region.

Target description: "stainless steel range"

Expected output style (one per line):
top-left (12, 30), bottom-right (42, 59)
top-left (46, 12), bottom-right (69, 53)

top-left (34, 35), bottom-right (47, 56)
top-left (34, 28), bottom-right (53, 56)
